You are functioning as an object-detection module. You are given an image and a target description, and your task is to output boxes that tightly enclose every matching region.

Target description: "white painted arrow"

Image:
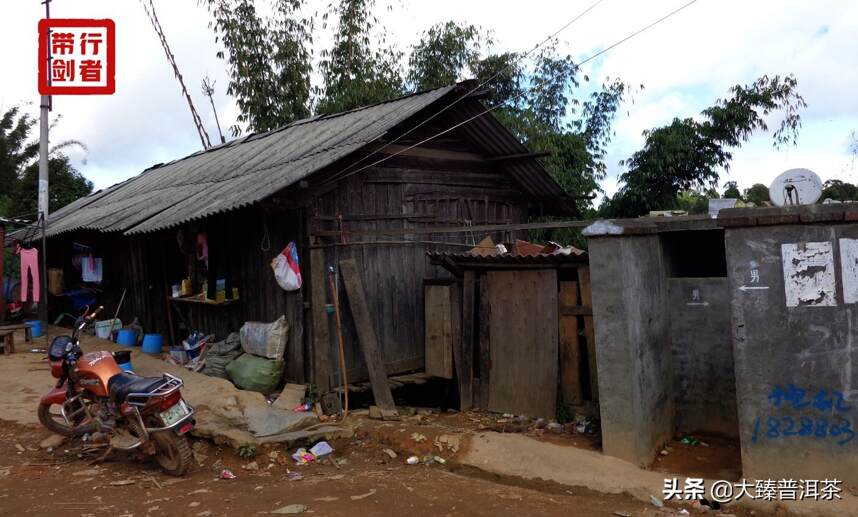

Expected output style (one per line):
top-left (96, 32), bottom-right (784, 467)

top-left (738, 285), bottom-right (769, 291)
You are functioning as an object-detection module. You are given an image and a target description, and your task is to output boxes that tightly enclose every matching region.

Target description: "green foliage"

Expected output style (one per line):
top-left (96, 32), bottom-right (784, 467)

top-left (820, 179), bottom-right (858, 202)
top-left (674, 190), bottom-right (711, 214)
top-left (10, 156), bottom-right (93, 217)
top-left (407, 22), bottom-right (482, 91)
top-left (202, 0), bottom-right (312, 134)
top-left (722, 181), bottom-right (741, 199)
top-left (0, 106), bottom-right (93, 220)
top-left (743, 183), bottom-right (770, 206)
top-left (237, 443), bottom-right (257, 459)
top-left (0, 107), bottom-right (40, 210)
top-left (316, 0), bottom-right (404, 114)
top-left (603, 74), bottom-right (806, 218)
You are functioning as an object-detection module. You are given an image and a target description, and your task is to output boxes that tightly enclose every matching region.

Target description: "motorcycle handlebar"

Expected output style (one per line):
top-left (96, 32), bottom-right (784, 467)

top-left (86, 306), bottom-right (105, 321)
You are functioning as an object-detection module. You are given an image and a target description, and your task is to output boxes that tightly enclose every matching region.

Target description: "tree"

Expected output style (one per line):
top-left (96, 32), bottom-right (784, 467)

top-left (406, 22), bottom-right (482, 91)
top-left (603, 74), bottom-right (806, 217)
top-left (316, 0), bottom-right (403, 114)
top-left (0, 107), bottom-right (39, 208)
top-left (202, 0), bottom-right (313, 134)
top-left (10, 155), bottom-right (93, 216)
top-left (722, 181), bottom-right (741, 199)
top-left (674, 189), bottom-right (710, 214)
top-left (743, 183), bottom-right (770, 206)
top-left (0, 106), bottom-right (93, 218)
top-left (820, 179), bottom-right (858, 202)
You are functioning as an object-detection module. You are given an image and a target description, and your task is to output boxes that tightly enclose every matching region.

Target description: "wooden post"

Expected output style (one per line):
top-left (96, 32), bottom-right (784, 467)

top-left (559, 281), bottom-right (582, 405)
top-left (310, 247), bottom-right (332, 393)
top-left (339, 258), bottom-right (396, 412)
top-left (0, 222), bottom-right (5, 324)
top-left (577, 266), bottom-right (599, 405)
top-left (457, 270), bottom-right (475, 410)
top-left (478, 274), bottom-right (491, 409)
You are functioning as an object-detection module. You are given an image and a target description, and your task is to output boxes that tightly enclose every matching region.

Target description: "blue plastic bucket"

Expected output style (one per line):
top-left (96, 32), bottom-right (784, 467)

top-left (118, 362), bottom-right (133, 372)
top-left (141, 333), bottom-right (163, 354)
top-left (116, 329), bottom-right (138, 346)
top-left (25, 320), bottom-right (43, 338)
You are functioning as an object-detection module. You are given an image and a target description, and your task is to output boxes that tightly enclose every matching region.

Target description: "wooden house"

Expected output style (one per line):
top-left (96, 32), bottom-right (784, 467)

top-left (44, 82), bottom-right (577, 393)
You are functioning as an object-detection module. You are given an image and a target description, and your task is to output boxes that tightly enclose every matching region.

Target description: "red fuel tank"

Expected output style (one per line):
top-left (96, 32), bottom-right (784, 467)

top-left (74, 351), bottom-right (122, 397)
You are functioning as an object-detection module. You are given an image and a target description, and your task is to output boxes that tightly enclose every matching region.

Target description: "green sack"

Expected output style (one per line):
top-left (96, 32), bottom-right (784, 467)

top-left (202, 351), bottom-right (241, 379)
top-left (225, 353), bottom-right (285, 393)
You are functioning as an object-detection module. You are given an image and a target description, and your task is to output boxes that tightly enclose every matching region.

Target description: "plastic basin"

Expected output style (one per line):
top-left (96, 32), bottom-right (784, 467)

top-left (141, 333), bottom-right (163, 354)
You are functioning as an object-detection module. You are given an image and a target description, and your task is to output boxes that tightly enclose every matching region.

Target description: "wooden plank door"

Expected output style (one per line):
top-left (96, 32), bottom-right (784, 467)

top-left (558, 280), bottom-right (582, 405)
top-left (487, 270), bottom-right (558, 418)
top-left (424, 285), bottom-right (454, 379)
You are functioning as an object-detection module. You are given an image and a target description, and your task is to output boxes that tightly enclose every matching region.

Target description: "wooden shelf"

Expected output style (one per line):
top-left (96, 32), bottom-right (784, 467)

top-left (169, 295), bottom-right (240, 307)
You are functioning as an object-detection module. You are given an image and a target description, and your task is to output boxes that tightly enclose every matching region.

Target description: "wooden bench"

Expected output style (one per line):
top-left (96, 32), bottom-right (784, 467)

top-left (0, 324), bottom-right (34, 355)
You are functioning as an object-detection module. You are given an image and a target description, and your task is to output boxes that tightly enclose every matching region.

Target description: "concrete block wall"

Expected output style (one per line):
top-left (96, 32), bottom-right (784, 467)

top-left (669, 278), bottom-right (738, 438)
top-left (725, 223), bottom-right (858, 484)
top-left (589, 235), bottom-right (674, 467)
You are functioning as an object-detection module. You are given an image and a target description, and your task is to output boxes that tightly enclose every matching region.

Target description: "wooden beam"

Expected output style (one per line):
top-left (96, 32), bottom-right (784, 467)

top-left (0, 223), bottom-right (5, 324)
top-left (478, 274), bottom-right (491, 409)
top-left (559, 281), bottom-right (583, 406)
top-left (577, 266), bottom-right (599, 406)
top-left (339, 258), bottom-right (397, 412)
top-left (312, 219), bottom-right (591, 238)
top-left (486, 151), bottom-right (551, 162)
top-left (366, 142), bottom-right (484, 161)
top-left (309, 248), bottom-right (332, 392)
top-left (559, 305), bottom-right (593, 316)
top-left (457, 271), bottom-right (476, 410)
top-left (328, 355), bottom-right (424, 388)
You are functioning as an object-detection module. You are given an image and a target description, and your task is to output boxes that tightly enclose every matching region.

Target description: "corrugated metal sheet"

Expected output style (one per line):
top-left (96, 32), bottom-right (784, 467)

top-left (48, 83), bottom-right (577, 236)
top-left (47, 86), bottom-right (455, 237)
top-left (427, 250), bottom-right (588, 267)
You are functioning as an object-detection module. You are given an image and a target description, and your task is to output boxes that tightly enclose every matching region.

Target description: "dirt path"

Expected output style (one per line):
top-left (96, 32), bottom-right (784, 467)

top-left (0, 419), bottom-right (665, 517)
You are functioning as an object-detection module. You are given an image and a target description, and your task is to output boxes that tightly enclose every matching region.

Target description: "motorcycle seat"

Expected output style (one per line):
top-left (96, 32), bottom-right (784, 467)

top-left (108, 372), bottom-right (166, 404)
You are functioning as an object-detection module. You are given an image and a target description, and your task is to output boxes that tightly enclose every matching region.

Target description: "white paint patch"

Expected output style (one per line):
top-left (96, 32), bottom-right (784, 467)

top-left (781, 241), bottom-right (837, 307)
top-left (839, 238), bottom-right (858, 304)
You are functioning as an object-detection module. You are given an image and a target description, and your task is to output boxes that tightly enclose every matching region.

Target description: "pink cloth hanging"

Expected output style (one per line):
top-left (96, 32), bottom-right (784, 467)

top-left (19, 248), bottom-right (40, 303)
top-left (197, 232), bottom-right (209, 268)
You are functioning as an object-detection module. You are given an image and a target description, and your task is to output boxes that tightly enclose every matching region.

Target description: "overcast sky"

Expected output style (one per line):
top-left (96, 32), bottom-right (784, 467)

top-left (3, 0), bottom-right (857, 200)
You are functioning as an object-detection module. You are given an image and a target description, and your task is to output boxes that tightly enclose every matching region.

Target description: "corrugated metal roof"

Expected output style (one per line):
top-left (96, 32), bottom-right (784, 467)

top-left (47, 86), bottom-right (455, 237)
top-left (47, 83), bottom-right (576, 237)
top-left (427, 250), bottom-right (588, 268)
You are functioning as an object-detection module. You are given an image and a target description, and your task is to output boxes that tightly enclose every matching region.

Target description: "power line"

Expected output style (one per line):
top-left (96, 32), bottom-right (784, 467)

top-left (576, 0), bottom-right (699, 67)
top-left (325, 0), bottom-right (608, 184)
top-left (329, 0), bottom-right (700, 187)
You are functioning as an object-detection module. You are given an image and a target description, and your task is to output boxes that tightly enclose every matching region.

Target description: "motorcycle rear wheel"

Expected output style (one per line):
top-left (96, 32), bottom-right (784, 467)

top-left (37, 402), bottom-right (97, 437)
top-left (151, 431), bottom-right (192, 476)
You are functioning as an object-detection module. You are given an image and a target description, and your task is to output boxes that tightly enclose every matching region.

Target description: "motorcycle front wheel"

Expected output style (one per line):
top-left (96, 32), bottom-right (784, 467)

top-left (37, 402), bottom-right (97, 437)
top-left (151, 431), bottom-right (192, 476)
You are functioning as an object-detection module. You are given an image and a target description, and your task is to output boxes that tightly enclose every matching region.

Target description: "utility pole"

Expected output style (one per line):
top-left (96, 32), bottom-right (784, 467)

top-left (39, 0), bottom-right (51, 221)
top-left (38, 0), bottom-right (52, 325)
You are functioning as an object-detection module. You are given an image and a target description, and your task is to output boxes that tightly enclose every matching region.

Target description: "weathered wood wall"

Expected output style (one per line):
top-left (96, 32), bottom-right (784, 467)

top-left (308, 147), bottom-right (533, 387)
top-left (47, 206), bottom-right (308, 383)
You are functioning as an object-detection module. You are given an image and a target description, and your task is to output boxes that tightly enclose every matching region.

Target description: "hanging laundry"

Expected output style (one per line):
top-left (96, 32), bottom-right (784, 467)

top-left (18, 246), bottom-right (40, 303)
top-left (82, 256), bottom-right (103, 283)
top-left (197, 232), bottom-right (209, 268)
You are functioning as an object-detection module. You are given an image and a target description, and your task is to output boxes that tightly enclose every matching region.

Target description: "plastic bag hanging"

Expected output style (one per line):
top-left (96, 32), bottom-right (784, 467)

top-left (271, 241), bottom-right (302, 291)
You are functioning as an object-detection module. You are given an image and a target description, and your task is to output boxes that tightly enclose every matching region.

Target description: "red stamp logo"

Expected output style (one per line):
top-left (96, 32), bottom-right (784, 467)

top-left (38, 18), bottom-right (115, 95)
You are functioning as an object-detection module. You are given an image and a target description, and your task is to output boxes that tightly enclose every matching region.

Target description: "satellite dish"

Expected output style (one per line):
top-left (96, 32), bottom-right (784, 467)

top-left (769, 168), bottom-right (823, 206)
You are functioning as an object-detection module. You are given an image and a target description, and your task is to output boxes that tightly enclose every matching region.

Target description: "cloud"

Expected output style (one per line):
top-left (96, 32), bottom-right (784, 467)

top-left (2, 0), bottom-right (857, 196)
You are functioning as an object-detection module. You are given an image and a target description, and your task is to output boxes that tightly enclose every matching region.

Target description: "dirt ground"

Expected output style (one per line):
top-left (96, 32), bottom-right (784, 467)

top-left (0, 419), bottom-right (684, 517)
top-left (0, 329), bottom-right (770, 516)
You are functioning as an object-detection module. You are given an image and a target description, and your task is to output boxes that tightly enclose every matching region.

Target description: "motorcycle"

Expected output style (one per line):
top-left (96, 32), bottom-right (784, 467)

top-left (37, 306), bottom-right (195, 476)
